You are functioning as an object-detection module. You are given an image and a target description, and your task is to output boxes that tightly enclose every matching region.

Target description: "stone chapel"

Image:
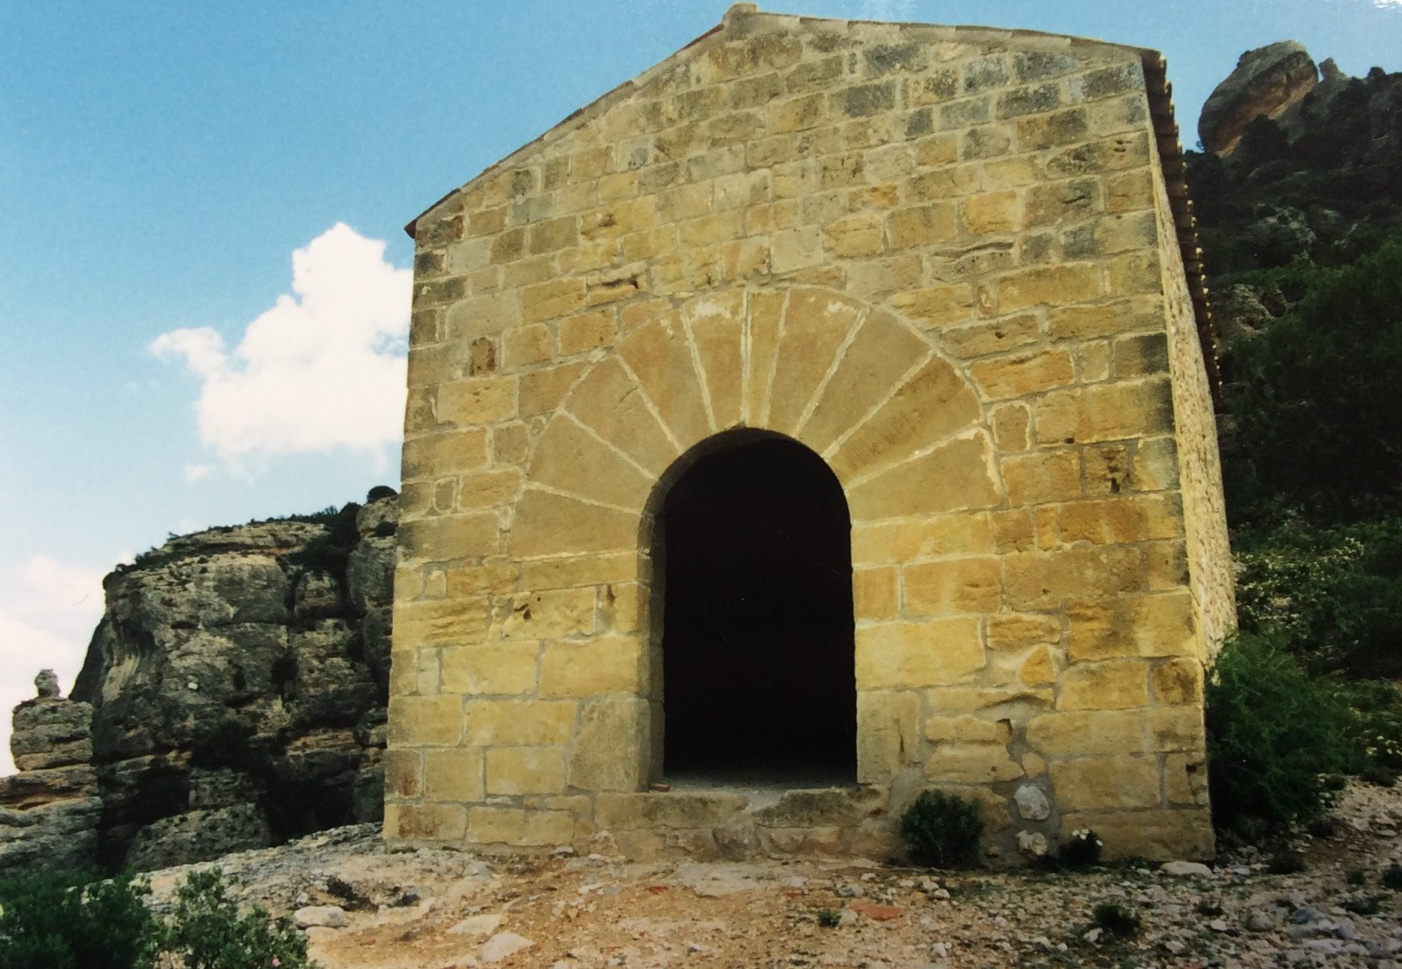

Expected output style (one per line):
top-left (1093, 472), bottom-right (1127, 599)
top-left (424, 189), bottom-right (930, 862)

top-left (384, 4), bottom-right (1235, 862)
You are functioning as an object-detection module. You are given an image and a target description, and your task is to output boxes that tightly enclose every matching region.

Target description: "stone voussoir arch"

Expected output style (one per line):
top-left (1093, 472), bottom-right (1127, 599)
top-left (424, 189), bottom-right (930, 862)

top-left (509, 284), bottom-right (1003, 567)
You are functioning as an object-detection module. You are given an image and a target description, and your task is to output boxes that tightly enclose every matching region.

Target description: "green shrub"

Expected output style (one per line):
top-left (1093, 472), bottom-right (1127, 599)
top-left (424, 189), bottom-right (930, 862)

top-left (1205, 633), bottom-right (1353, 830)
top-left (159, 869), bottom-right (314, 969)
top-left (1267, 850), bottom-right (1307, 874)
top-left (1055, 828), bottom-right (1103, 869)
top-left (899, 789), bottom-right (982, 868)
top-left (1091, 901), bottom-right (1140, 938)
top-left (815, 908), bottom-right (841, 928)
top-left (1233, 516), bottom-right (1402, 677)
top-left (0, 869), bottom-right (157, 969)
top-left (1224, 233), bottom-right (1402, 522)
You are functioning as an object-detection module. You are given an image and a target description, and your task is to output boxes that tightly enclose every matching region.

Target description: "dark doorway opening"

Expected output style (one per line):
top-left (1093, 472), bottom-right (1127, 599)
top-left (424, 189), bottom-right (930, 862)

top-left (659, 433), bottom-right (856, 785)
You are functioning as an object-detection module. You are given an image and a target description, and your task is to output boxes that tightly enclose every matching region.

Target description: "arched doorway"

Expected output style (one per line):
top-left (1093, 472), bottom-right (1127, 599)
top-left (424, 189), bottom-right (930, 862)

top-left (656, 431), bottom-right (857, 786)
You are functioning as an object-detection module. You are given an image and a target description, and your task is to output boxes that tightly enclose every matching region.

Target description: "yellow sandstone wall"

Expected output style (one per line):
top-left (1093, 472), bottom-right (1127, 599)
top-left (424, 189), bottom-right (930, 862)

top-left (386, 6), bottom-right (1232, 862)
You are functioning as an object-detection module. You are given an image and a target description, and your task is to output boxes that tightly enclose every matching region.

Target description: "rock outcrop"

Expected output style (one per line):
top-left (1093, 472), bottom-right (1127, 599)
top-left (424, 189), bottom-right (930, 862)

top-left (0, 694), bottom-right (101, 872)
top-left (47, 490), bottom-right (400, 872)
top-left (1199, 41), bottom-right (1319, 154)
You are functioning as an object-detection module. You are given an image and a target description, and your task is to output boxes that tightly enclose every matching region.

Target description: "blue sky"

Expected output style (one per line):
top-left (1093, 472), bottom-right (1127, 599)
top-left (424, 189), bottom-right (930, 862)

top-left (1, 0), bottom-right (1398, 769)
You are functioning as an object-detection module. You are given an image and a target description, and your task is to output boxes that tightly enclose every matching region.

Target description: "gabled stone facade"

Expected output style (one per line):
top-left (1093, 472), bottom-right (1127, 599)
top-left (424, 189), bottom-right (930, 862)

top-left (386, 5), bottom-right (1234, 862)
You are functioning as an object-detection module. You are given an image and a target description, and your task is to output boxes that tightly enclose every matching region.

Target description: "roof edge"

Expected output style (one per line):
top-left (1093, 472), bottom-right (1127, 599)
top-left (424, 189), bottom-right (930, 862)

top-left (404, 8), bottom-right (1171, 240)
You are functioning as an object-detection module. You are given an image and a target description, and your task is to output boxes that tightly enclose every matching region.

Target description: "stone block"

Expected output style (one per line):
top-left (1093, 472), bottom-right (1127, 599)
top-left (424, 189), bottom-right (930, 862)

top-left (437, 377), bottom-right (518, 426)
top-left (518, 361), bottom-right (588, 418)
top-left (390, 803), bottom-right (468, 842)
top-left (393, 597), bottom-right (490, 647)
top-left (521, 810), bottom-right (577, 846)
top-left (558, 309), bottom-right (617, 355)
top-left (399, 514), bottom-right (499, 563)
top-left (570, 698), bottom-right (650, 791)
top-left (384, 749), bottom-right (422, 799)
top-left (1148, 707), bottom-right (1205, 752)
top-left (466, 806), bottom-right (528, 844)
top-left (855, 617), bottom-right (985, 689)
top-left (423, 747), bottom-right (485, 802)
top-left (902, 558), bottom-right (1000, 615)
top-left (926, 742), bottom-right (1023, 784)
top-left (441, 643), bottom-right (539, 696)
top-left (510, 489), bottom-right (640, 559)
top-left (595, 792), bottom-right (746, 830)
top-left (856, 690), bottom-right (920, 781)
top-left (961, 190), bottom-right (1020, 235)
top-left (1026, 710), bottom-right (1145, 757)
top-left (1061, 809), bottom-right (1214, 862)
top-left (402, 430), bottom-right (488, 480)
top-left (388, 695), bottom-right (463, 747)
top-left (1049, 755), bottom-right (1160, 811)
top-left (485, 747), bottom-right (567, 796)
top-left (924, 716), bottom-right (1011, 745)
top-left (1002, 546), bottom-right (1143, 610)
top-left (540, 635), bottom-right (646, 697)
top-left (1164, 753), bottom-right (1210, 807)
top-left (1067, 591), bottom-right (1196, 661)
top-left (503, 587), bottom-right (598, 641)
top-left (1001, 449), bottom-right (1080, 505)
top-left (996, 264), bottom-right (1101, 311)
top-left (1058, 495), bottom-right (1182, 545)
top-left (941, 315), bottom-right (1039, 360)
top-left (850, 514), bottom-right (993, 565)
top-left (1057, 659), bottom-right (1149, 711)
top-left (521, 553), bottom-right (637, 591)
top-left (985, 613), bottom-right (1062, 652)
top-left (886, 203), bottom-right (958, 250)
top-left (853, 567), bottom-right (899, 621)
top-left (463, 699), bottom-right (576, 747)
top-left (970, 349), bottom-right (1075, 399)
top-left (564, 356), bottom-right (680, 477)
top-left (846, 431), bottom-right (1000, 521)
top-left (1151, 658), bottom-right (1203, 706)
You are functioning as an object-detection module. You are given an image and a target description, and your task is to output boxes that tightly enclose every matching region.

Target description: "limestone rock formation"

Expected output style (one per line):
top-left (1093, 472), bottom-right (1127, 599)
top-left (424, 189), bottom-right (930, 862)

top-left (0, 694), bottom-right (101, 872)
top-left (57, 491), bottom-right (398, 872)
top-left (1199, 41), bottom-right (1319, 154)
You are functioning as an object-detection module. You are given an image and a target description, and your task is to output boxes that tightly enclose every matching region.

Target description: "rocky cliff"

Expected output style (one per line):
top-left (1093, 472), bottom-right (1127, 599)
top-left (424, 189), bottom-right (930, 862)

top-left (24, 490), bottom-right (402, 872)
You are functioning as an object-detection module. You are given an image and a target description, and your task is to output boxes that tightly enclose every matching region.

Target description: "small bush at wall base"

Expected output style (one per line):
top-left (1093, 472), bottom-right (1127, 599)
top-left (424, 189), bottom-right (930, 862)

top-left (0, 868), bottom-right (157, 969)
top-left (1055, 828), bottom-right (1104, 869)
top-left (159, 868), bottom-right (315, 969)
top-left (899, 789), bottom-right (982, 868)
top-left (1206, 632), bottom-right (1353, 830)
top-left (1091, 901), bottom-right (1141, 938)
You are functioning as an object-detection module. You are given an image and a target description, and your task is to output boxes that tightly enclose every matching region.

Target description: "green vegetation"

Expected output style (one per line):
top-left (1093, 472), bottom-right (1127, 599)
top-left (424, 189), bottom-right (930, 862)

top-left (1090, 901), bottom-right (1140, 938)
top-left (0, 868), bottom-right (316, 969)
top-left (1053, 828), bottom-right (1103, 870)
top-left (0, 869), bottom-right (156, 969)
top-left (899, 789), bottom-right (982, 868)
top-left (1205, 633), bottom-right (1353, 829)
top-left (159, 869), bottom-right (314, 969)
top-left (1186, 65), bottom-right (1402, 841)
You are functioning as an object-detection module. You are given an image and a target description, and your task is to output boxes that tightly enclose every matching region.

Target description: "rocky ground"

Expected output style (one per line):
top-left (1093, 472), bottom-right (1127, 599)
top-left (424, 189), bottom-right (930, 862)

top-left (138, 779), bottom-right (1402, 969)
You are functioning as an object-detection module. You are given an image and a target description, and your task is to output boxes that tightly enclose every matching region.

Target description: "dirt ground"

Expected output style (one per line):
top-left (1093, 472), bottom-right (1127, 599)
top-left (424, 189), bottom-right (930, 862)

top-left (145, 780), bottom-right (1402, 969)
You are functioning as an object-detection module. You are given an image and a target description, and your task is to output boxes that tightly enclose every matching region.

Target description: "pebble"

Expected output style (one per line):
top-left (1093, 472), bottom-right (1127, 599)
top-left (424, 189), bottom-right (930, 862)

top-left (293, 905), bottom-right (346, 929)
top-left (449, 913), bottom-right (504, 937)
top-left (1162, 861), bottom-right (1215, 877)
top-left (480, 931), bottom-right (534, 963)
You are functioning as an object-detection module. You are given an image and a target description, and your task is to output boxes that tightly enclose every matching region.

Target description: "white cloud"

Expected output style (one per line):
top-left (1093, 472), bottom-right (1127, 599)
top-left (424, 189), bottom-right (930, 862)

top-left (861, 0), bottom-right (917, 20)
top-left (152, 223), bottom-right (412, 474)
top-left (0, 557), bottom-right (105, 775)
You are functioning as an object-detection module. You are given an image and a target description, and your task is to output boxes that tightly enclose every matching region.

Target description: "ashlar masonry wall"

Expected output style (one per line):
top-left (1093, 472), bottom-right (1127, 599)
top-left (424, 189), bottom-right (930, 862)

top-left (386, 5), bottom-right (1235, 863)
